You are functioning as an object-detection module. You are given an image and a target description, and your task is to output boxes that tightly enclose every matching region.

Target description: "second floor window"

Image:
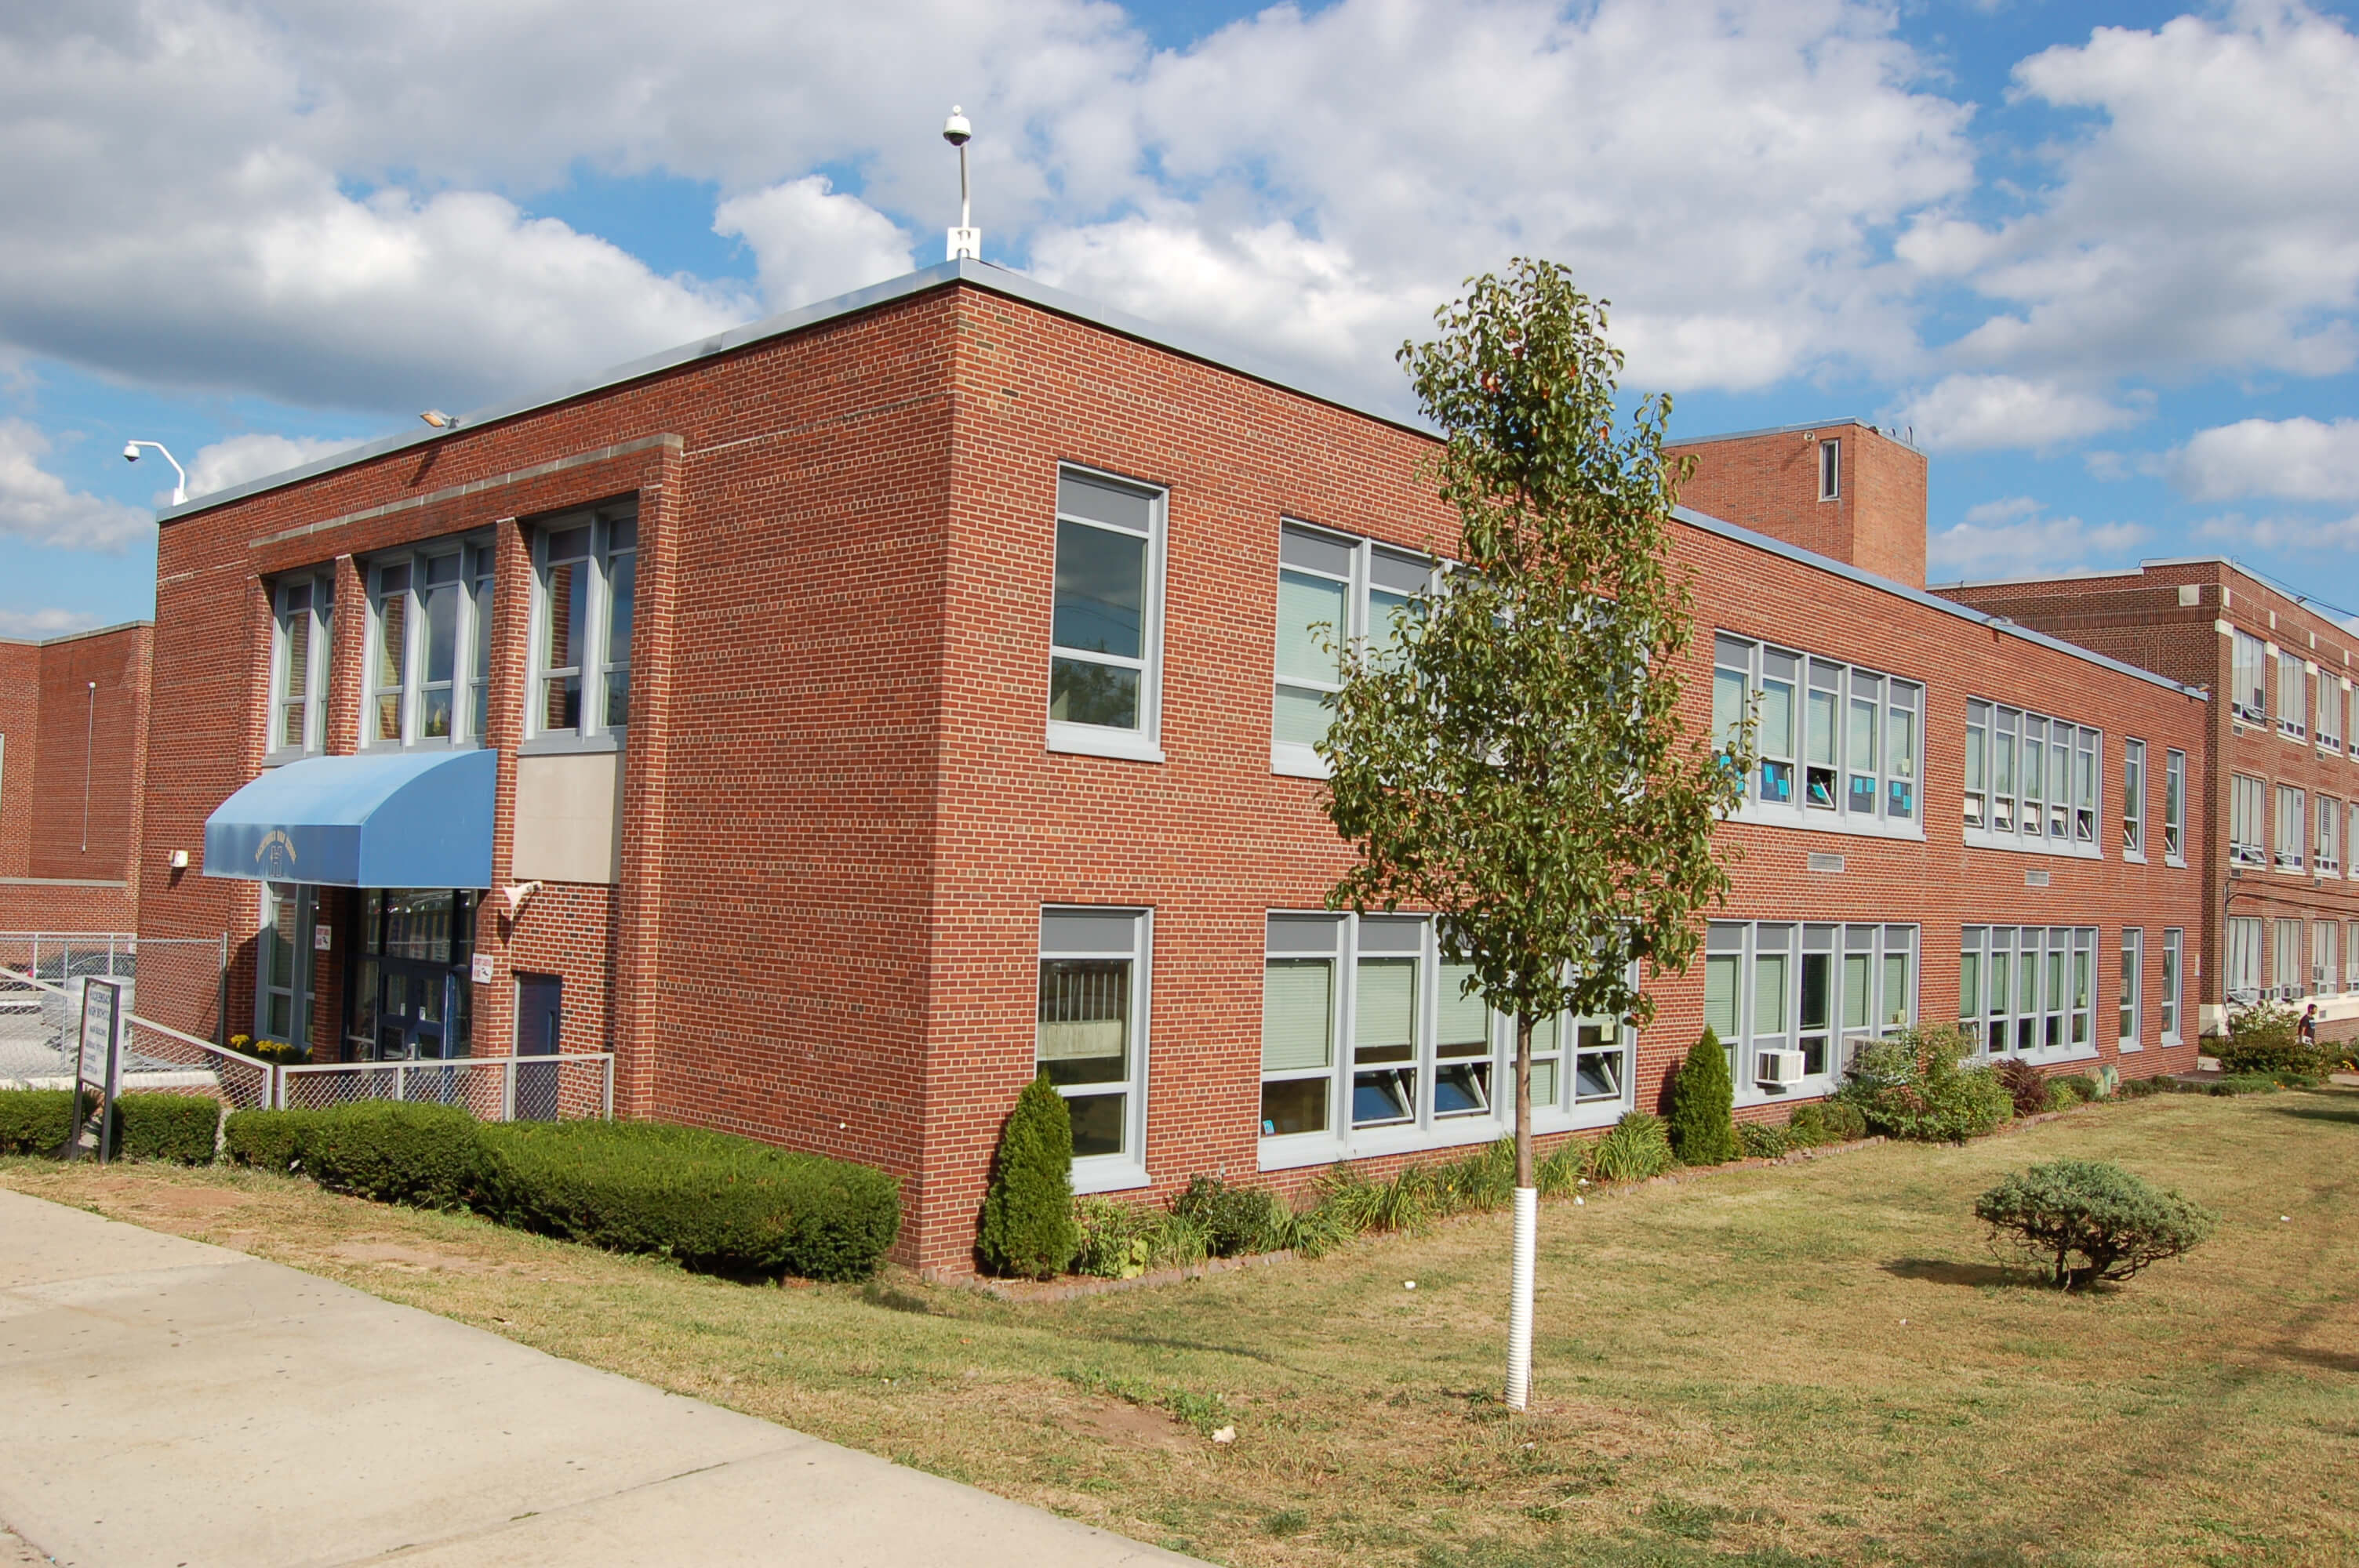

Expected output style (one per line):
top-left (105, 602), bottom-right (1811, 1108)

top-left (2278, 651), bottom-right (2307, 739)
top-left (2122, 739), bottom-right (2145, 858)
top-left (2230, 774), bottom-right (2266, 866)
top-left (1272, 521), bottom-right (1432, 772)
top-left (2320, 794), bottom-right (2343, 875)
top-left (1965, 700), bottom-right (2099, 853)
top-left (2231, 630), bottom-right (2266, 723)
top-left (530, 506), bottom-right (634, 742)
top-left (270, 571), bottom-right (334, 757)
top-left (365, 540), bottom-right (489, 748)
top-left (2164, 748), bottom-right (2187, 862)
top-left (2321, 675), bottom-right (2346, 751)
top-left (1047, 467), bottom-right (1164, 753)
top-left (1714, 634), bottom-right (1921, 829)
top-left (2275, 784), bottom-right (2306, 872)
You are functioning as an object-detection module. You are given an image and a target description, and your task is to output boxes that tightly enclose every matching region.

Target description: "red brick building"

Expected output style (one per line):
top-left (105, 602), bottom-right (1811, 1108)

top-left (0, 621), bottom-right (151, 934)
top-left (1939, 561), bottom-right (2359, 1044)
top-left (137, 264), bottom-right (2207, 1272)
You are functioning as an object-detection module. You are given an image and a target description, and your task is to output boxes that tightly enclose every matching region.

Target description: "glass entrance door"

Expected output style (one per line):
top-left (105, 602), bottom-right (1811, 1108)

top-left (375, 964), bottom-right (456, 1060)
top-left (350, 888), bottom-right (474, 1063)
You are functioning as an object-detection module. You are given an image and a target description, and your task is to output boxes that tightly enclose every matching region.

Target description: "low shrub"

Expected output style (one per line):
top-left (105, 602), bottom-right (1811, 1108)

top-left (1419, 1136), bottom-right (1518, 1215)
top-left (0, 1087), bottom-right (75, 1154)
top-left (1837, 1025), bottom-right (2011, 1143)
top-left (1589, 1111), bottom-right (1674, 1182)
top-left (1172, 1174), bottom-right (1291, 1258)
top-left (1974, 1159), bottom-right (2216, 1290)
top-left (1073, 1195), bottom-right (1158, 1279)
top-left (1666, 1029), bottom-right (1738, 1167)
top-left (2216, 1001), bottom-right (2315, 1076)
top-left (1995, 1058), bottom-right (2050, 1119)
top-left (2053, 1073), bottom-right (2101, 1105)
top-left (223, 1107), bottom-right (308, 1171)
top-left (113, 1093), bottom-right (220, 1163)
top-left (1736, 1122), bottom-right (1792, 1160)
top-left (1786, 1101), bottom-right (1867, 1147)
top-left (2209, 1071), bottom-right (2309, 1095)
top-left (2045, 1081), bottom-right (2077, 1112)
top-left (479, 1120), bottom-right (900, 1281)
top-left (300, 1102), bottom-right (485, 1208)
top-left (2114, 1075), bottom-right (2164, 1099)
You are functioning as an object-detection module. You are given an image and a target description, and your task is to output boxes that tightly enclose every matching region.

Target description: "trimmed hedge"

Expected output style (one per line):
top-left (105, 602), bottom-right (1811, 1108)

top-left (114, 1093), bottom-right (221, 1163)
top-left (0, 1088), bottom-right (75, 1154)
top-left (224, 1108), bottom-right (309, 1171)
top-left (1, 1088), bottom-right (216, 1162)
top-left (297, 1103), bottom-right (486, 1208)
top-left (477, 1120), bottom-right (900, 1281)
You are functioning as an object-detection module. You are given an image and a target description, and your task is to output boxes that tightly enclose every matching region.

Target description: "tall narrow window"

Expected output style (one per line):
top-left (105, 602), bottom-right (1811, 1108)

top-left (2226, 916), bottom-right (2263, 998)
top-left (2348, 920), bottom-right (2359, 993)
top-left (2230, 775), bottom-right (2267, 866)
top-left (256, 882), bottom-right (313, 1046)
top-left (2121, 739), bottom-right (2146, 858)
top-left (1959, 936), bottom-right (1984, 1053)
top-left (2160, 929), bottom-right (2182, 1042)
top-left (2231, 631), bottom-right (2267, 722)
top-left (271, 573), bottom-right (333, 757)
top-left (466, 544), bottom-right (494, 739)
top-left (1434, 959), bottom-right (1492, 1118)
top-left (2163, 749), bottom-right (2186, 862)
top-left (1261, 916), bottom-right (1340, 1138)
top-left (370, 560), bottom-right (411, 743)
top-left (1965, 702), bottom-right (1988, 829)
top-left (2314, 921), bottom-right (2338, 995)
top-left (2073, 728), bottom-right (2098, 844)
top-left (1818, 437), bottom-right (1840, 499)
top-left (1757, 651), bottom-right (1797, 805)
top-left (1352, 920), bottom-right (1422, 1127)
top-left (2317, 794), bottom-right (2342, 875)
top-left (1805, 662), bottom-right (1840, 810)
top-left (2119, 928), bottom-right (2142, 1047)
top-left (529, 504), bottom-right (634, 745)
top-left (2320, 675), bottom-right (2346, 751)
top-left (2278, 651), bottom-right (2307, 739)
top-left (1037, 908), bottom-right (1148, 1171)
top-left (2274, 918), bottom-right (2305, 1001)
top-left (2275, 786), bottom-right (2306, 872)
top-left (418, 551), bottom-right (461, 739)
top-left (1049, 468), bottom-right (1162, 748)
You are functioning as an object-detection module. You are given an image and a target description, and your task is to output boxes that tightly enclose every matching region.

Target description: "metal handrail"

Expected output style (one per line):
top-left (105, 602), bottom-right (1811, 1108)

top-left (1, 962), bottom-right (276, 1107)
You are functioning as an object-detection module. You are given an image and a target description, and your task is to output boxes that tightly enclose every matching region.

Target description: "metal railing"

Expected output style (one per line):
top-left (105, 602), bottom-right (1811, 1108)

top-left (1, 963), bottom-right (271, 1111)
top-left (278, 1054), bottom-right (614, 1119)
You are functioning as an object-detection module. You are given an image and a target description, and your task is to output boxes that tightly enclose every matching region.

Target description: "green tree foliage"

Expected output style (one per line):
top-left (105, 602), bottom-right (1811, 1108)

top-left (1667, 1029), bottom-right (1738, 1166)
top-left (1321, 259), bottom-right (1747, 1185)
top-left (977, 1074), bottom-right (1081, 1278)
top-left (1975, 1160), bottom-right (2216, 1290)
top-left (1837, 1025), bottom-right (2011, 1143)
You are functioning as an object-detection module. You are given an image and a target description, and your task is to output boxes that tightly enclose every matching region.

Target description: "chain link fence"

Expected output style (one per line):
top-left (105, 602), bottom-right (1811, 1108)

top-left (1, 933), bottom-right (269, 1110)
top-left (279, 1054), bottom-right (612, 1120)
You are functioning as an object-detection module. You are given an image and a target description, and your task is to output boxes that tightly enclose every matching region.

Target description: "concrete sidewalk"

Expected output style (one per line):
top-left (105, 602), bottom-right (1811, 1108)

top-left (0, 1189), bottom-right (1194, 1566)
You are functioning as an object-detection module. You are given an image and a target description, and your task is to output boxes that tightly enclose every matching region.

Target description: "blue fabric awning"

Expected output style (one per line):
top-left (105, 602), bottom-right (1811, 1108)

top-left (202, 750), bottom-right (497, 888)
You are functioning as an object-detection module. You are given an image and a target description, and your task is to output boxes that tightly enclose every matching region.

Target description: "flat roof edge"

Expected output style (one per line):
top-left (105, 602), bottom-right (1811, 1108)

top-left (157, 260), bottom-right (1430, 524)
top-left (0, 618), bottom-right (154, 649)
top-left (1669, 416), bottom-right (1924, 456)
top-left (1675, 506), bottom-right (2205, 699)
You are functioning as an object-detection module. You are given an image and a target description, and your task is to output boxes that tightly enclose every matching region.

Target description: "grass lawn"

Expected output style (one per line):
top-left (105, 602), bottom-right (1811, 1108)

top-left (6, 1089), bottom-right (2357, 1567)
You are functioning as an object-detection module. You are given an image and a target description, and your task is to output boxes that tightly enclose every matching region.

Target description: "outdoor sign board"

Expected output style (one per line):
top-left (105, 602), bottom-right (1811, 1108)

top-left (71, 978), bottom-right (124, 1162)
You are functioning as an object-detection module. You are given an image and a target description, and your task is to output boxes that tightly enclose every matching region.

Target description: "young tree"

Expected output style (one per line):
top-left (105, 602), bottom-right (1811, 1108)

top-left (1321, 260), bottom-right (1747, 1409)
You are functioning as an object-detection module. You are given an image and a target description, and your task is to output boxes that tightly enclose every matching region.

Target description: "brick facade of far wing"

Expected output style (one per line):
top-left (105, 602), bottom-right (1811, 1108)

top-left (0, 622), bottom-right (151, 935)
top-left (1937, 561), bottom-right (2359, 1045)
top-left (133, 263), bottom-right (2214, 1275)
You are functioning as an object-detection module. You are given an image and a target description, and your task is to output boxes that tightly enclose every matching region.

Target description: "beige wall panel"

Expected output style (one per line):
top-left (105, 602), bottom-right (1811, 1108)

top-left (512, 750), bottom-right (624, 885)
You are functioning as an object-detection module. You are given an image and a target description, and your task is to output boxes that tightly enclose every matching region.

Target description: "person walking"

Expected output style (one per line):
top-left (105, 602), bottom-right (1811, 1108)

top-left (2297, 1003), bottom-right (2318, 1048)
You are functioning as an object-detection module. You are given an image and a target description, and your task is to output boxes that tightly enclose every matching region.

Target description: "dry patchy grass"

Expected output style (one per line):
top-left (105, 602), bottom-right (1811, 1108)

top-left (6, 1090), bottom-right (2357, 1567)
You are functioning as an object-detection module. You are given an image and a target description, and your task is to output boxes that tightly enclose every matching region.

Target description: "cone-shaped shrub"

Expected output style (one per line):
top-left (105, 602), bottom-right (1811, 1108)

top-left (978, 1073), bottom-right (1080, 1278)
top-left (1667, 1028), bottom-right (1739, 1167)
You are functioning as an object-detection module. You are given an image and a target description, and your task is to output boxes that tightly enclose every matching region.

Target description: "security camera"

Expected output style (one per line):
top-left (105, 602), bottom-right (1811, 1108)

top-left (123, 441), bottom-right (140, 463)
top-left (942, 106), bottom-right (972, 147)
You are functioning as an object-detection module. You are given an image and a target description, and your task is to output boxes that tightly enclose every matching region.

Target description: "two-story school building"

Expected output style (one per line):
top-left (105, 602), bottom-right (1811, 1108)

top-left (1940, 562), bottom-right (2359, 1044)
top-left (133, 260), bottom-right (2207, 1272)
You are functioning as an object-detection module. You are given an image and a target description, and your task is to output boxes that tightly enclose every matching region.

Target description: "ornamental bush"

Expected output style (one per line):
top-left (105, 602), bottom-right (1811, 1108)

top-left (977, 1074), bottom-right (1080, 1278)
top-left (299, 1102), bottom-right (486, 1208)
top-left (1837, 1025), bottom-right (2011, 1143)
top-left (1974, 1160), bottom-right (2216, 1290)
top-left (2217, 1001), bottom-right (2314, 1075)
top-left (478, 1120), bottom-right (900, 1281)
top-left (1171, 1174), bottom-right (1291, 1258)
top-left (224, 1107), bottom-right (309, 1171)
top-left (1589, 1110), bottom-right (1675, 1182)
top-left (113, 1093), bottom-right (220, 1163)
top-left (1736, 1122), bottom-right (1791, 1160)
top-left (0, 1088), bottom-right (75, 1154)
top-left (1666, 1029), bottom-right (1738, 1167)
top-left (1995, 1057), bottom-right (2050, 1119)
top-left (1786, 1101), bottom-right (1867, 1147)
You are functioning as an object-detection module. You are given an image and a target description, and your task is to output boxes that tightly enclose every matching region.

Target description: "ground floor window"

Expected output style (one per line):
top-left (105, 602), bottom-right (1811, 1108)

top-left (1707, 921), bottom-right (1915, 1091)
top-left (1259, 912), bottom-right (1630, 1151)
top-left (2274, 917), bottom-right (2305, 1001)
top-left (2119, 928), bottom-right (2142, 1047)
top-left (1962, 925), bottom-right (2095, 1057)
top-left (2348, 921), bottom-right (2359, 993)
top-left (1037, 907), bottom-right (1149, 1171)
top-left (2226, 917), bottom-right (2263, 999)
top-left (2314, 921), bottom-right (2339, 996)
top-left (256, 881), bottom-right (314, 1046)
top-left (2160, 928), bottom-right (2183, 1044)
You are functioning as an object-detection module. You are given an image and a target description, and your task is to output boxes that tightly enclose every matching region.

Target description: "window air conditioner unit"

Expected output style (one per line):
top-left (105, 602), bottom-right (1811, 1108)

top-left (1756, 1050), bottom-right (1807, 1087)
top-left (1838, 1033), bottom-right (1876, 1073)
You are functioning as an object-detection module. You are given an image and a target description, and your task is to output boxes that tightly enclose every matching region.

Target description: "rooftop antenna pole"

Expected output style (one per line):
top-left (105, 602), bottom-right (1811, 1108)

top-left (943, 107), bottom-right (980, 262)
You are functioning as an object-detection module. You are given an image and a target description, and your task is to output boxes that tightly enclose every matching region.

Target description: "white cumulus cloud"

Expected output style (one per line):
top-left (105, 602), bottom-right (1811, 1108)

top-left (1889, 375), bottom-right (2139, 453)
top-left (0, 419), bottom-right (154, 552)
top-left (1928, 495), bottom-right (2146, 579)
top-left (714, 176), bottom-right (915, 314)
top-left (2195, 510), bottom-right (2359, 551)
top-left (0, 606), bottom-right (105, 640)
top-left (2166, 416), bottom-right (2359, 503)
top-left (187, 434), bottom-right (365, 499)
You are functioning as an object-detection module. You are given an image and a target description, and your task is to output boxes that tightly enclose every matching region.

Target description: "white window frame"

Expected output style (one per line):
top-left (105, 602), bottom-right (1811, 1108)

top-left (1963, 699), bottom-right (2103, 858)
top-left (1961, 924), bottom-right (2099, 1062)
top-left (1037, 906), bottom-right (1151, 1193)
top-left (256, 881), bottom-right (314, 1047)
top-left (1818, 437), bottom-right (1840, 501)
top-left (2229, 774), bottom-right (2268, 868)
top-left (2225, 916), bottom-right (2263, 1000)
top-left (267, 569), bottom-right (336, 762)
top-left (2277, 650), bottom-right (2307, 741)
top-left (1709, 920), bottom-right (1916, 1100)
top-left (1716, 633), bottom-right (1924, 839)
top-left (2230, 630), bottom-right (2268, 724)
top-left (2319, 794), bottom-right (2343, 877)
top-left (1257, 911), bottom-right (1634, 1171)
top-left (2274, 916), bottom-right (2306, 1001)
top-left (2274, 784), bottom-right (2306, 873)
top-left (1270, 521), bottom-right (1438, 778)
top-left (2314, 920), bottom-right (2339, 996)
top-left (362, 538), bottom-right (493, 751)
top-left (1045, 466), bottom-right (1167, 764)
top-left (2319, 673), bottom-right (2346, 752)
top-left (2159, 927), bottom-right (2183, 1045)
top-left (2121, 738), bottom-right (2146, 862)
top-left (2118, 927), bottom-right (2143, 1051)
top-left (2347, 919), bottom-right (2359, 994)
top-left (2163, 748), bottom-right (2188, 866)
top-left (525, 504), bottom-right (635, 751)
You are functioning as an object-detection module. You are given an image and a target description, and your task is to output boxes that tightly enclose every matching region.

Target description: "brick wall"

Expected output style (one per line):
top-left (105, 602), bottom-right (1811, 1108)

top-left (0, 624), bottom-right (148, 934)
top-left (1669, 420), bottom-right (1928, 590)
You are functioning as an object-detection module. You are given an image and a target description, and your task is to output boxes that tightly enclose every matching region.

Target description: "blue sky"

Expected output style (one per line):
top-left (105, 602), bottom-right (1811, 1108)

top-left (6, 0), bottom-right (2359, 637)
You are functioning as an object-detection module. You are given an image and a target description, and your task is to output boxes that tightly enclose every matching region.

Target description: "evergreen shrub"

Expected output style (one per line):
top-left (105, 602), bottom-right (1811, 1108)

top-left (299, 1102), bottom-right (485, 1208)
top-left (224, 1108), bottom-right (308, 1171)
top-left (1837, 1025), bottom-right (2011, 1143)
top-left (478, 1120), bottom-right (900, 1280)
top-left (1786, 1101), bottom-right (1867, 1147)
top-left (1666, 1029), bottom-right (1738, 1166)
top-left (0, 1088), bottom-right (75, 1153)
top-left (977, 1074), bottom-right (1080, 1278)
top-left (113, 1093), bottom-right (220, 1163)
top-left (1974, 1160), bottom-right (2216, 1290)
top-left (1736, 1122), bottom-right (1792, 1160)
